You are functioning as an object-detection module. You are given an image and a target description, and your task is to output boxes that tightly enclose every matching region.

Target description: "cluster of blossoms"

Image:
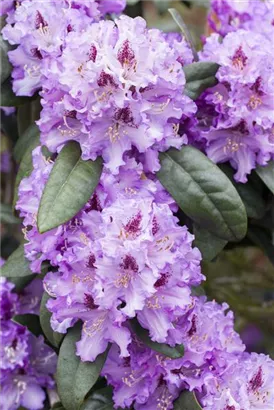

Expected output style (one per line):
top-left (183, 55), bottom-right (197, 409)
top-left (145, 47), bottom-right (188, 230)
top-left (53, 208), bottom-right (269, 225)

top-left (198, 30), bottom-right (274, 182)
top-left (1, 0), bottom-right (125, 96)
top-left (102, 304), bottom-right (274, 410)
top-left (2, 1), bottom-right (195, 174)
top-left (208, 0), bottom-right (274, 40)
top-left (16, 147), bottom-right (274, 409)
top-left (37, 16), bottom-right (195, 173)
top-left (16, 146), bottom-right (203, 360)
top-left (193, 0), bottom-right (274, 182)
top-left (0, 269), bottom-right (56, 410)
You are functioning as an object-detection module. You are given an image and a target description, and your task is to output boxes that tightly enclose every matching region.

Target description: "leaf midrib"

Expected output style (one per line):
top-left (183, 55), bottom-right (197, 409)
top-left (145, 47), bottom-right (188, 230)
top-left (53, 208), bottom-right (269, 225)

top-left (39, 155), bottom-right (81, 225)
top-left (163, 152), bottom-right (239, 240)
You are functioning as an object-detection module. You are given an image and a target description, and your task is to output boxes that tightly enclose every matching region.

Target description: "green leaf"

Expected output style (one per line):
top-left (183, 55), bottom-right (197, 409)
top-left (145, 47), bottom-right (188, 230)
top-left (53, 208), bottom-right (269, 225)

top-left (0, 203), bottom-right (20, 224)
top-left (0, 244), bottom-right (33, 278)
top-left (219, 164), bottom-right (266, 219)
top-left (173, 390), bottom-right (202, 409)
top-left (131, 318), bottom-right (184, 359)
top-left (193, 224), bottom-right (227, 261)
top-left (0, 244), bottom-right (35, 290)
top-left (256, 161), bottom-right (274, 194)
top-left (168, 8), bottom-right (198, 62)
top-left (157, 146), bottom-right (247, 241)
top-left (57, 324), bottom-right (109, 410)
top-left (183, 62), bottom-right (220, 100)
top-left (51, 404), bottom-right (65, 410)
top-left (1, 78), bottom-right (30, 106)
top-left (1, 35), bottom-right (12, 84)
top-left (80, 387), bottom-right (114, 410)
top-left (14, 124), bottom-right (40, 164)
top-left (40, 292), bottom-right (64, 348)
top-left (13, 314), bottom-right (42, 337)
top-left (13, 131), bottom-right (40, 209)
top-left (247, 226), bottom-right (274, 266)
top-left (38, 141), bottom-right (103, 234)
top-left (81, 387), bottom-right (130, 410)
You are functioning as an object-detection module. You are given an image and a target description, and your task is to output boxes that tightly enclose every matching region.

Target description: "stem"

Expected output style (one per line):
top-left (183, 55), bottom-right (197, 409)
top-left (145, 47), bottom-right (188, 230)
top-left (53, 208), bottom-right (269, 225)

top-left (168, 8), bottom-right (199, 62)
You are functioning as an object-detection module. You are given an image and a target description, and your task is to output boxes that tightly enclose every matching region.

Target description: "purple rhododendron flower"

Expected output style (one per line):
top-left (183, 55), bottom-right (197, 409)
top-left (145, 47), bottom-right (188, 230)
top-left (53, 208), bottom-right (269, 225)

top-left (37, 15), bottom-right (195, 174)
top-left (0, 277), bottom-right (56, 410)
top-left (16, 146), bottom-right (203, 362)
top-left (201, 352), bottom-right (274, 410)
top-left (208, 0), bottom-right (274, 40)
top-left (102, 296), bottom-right (245, 408)
top-left (197, 30), bottom-right (274, 182)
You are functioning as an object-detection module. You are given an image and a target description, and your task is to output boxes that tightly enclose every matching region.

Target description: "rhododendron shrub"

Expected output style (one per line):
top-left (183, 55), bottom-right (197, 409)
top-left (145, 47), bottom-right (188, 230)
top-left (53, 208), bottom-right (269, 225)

top-left (1, 0), bottom-right (273, 409)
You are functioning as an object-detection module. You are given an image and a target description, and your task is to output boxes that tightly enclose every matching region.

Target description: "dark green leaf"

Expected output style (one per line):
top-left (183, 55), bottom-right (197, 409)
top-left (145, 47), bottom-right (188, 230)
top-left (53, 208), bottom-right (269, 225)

top-left (183, 62), bottom-right (220, 100)
top-left (247, 226), bottom-right (274, 266)
top-left (0, 203), bottom-right (20, 224)
top-left (1, 109), bottom-right (19, 142)
top-left (14, 124), bottom-right (40, 164)
top-left (0, 245), bottom-right (49, 290)
top-left (51, 404), bottom-right (65, 410)
top-left (13, 314), bottom-right (42, 337)
top-left (256, 161), bottom-right (274, 194)
top-left (1, 78), bottom-right (30, 106)
top-left (57, 323), bottom-right (109, 410)
top-left (0, 244), bottom-right (33, 278)
top-left (0, 244), bottom-right (35, 290)
top-left (40, 292), bottom-right (64, 348)
top-left (1, 35), bottom-right (12, 84)
top-left (157, 146), bottom-right (247, 241)
top-left (38, 141), bottom-right (103, 234)
top-left (80, 387), bottom-right (114, 410)
top-left (131, 318), bottom-right (184, 359)
top-left (193, 224), bottom-right (227, 261)
top-left (13, 131), bottom-right (40, 208)
top-left (81, 387), bottom-right (130, 410)
top-left (173, 390), bottom-right (202, 409)
top-left (219, 164), bottom-right (266, 219)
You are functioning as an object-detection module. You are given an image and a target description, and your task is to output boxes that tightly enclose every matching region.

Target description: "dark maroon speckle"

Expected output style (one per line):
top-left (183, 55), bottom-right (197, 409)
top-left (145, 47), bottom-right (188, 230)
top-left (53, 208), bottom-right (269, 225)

top-left (84, 294), bottom-right (98, 310)
top-left (117, 40), bottom-right (135, 66)
top-left (120, 254), bottom-right (139, 273)
top-left (35, 11), bottom-right (48, 29)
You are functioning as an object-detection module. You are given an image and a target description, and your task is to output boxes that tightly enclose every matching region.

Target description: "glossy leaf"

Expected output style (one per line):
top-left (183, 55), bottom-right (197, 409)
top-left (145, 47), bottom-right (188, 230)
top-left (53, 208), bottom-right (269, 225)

top-left (13, 314), bottom-right (42, 337)
top-left (131, 318), bottom-right (184, 359)
top-left (219, 164), bottom-right (266, 219)
top-left (13, 132), bottom-right (40, 209)
top-left (183, 62), bottom-right (219, 100)
top-left (38, 141), bottom-right (103, 234)
top-left (173, 390), bottom-right (202, 409)
top-left (157, 146), bottom-right (247, 241)
top-left (57, 324), bottom-right (109, 410)
top-left (81, 387), bottom-right (131, 410)
top-left (168, 8), bottom-right (198, 62)
top-left (0, 244), bottom-right (35, 290)
top-left (40, 292), bottom-right (64, 348)
top-left (13, 123), bottom-right (40, 164)
top-left (51, 404), bottom-right (65, 410)
top-left (193, 224), bottom-right (227, 261)
top-left (256, 161), bottom-right (274, 194)
top-left (0, 203), bottom-right (20, 224)
top-left (1, 35), bottom-right (12, 84)
top-left (80, 387), bottom-right (114, 410)
top-left (1, 78), bottom-right (30, 106)
top-left (0, 244), bottom-right (49, 290)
